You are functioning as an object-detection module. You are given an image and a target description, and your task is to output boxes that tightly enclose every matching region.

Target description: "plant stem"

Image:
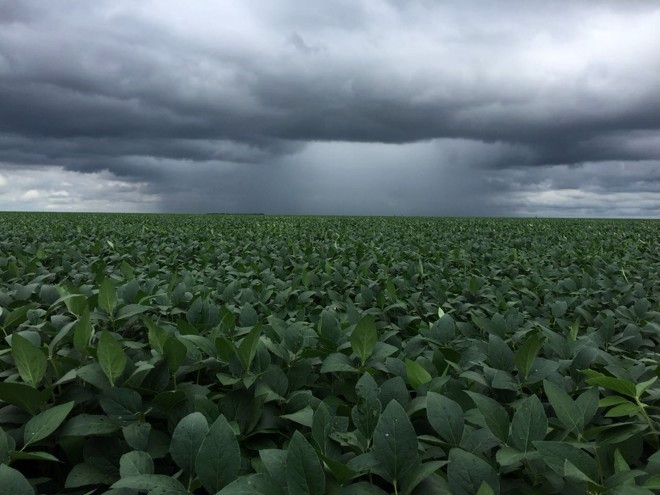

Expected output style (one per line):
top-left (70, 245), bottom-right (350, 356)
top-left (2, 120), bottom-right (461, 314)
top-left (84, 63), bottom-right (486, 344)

top-left (636, 399), bottom-right (659, 448)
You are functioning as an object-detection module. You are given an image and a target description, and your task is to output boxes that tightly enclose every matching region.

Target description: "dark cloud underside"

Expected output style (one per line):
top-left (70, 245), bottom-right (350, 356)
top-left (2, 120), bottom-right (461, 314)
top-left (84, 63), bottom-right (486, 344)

top-left (0, 0), bottom-right (658, 216)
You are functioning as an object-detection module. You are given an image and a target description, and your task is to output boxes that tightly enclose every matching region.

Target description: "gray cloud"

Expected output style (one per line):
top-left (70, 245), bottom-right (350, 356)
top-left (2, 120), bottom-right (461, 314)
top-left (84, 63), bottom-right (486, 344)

top-left (0, 0), bottom-right (659, 215)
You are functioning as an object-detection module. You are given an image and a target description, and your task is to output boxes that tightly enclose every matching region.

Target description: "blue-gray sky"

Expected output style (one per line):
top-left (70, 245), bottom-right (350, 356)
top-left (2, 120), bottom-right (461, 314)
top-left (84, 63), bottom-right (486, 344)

top-left (0, 0), bottom-right (659, 216)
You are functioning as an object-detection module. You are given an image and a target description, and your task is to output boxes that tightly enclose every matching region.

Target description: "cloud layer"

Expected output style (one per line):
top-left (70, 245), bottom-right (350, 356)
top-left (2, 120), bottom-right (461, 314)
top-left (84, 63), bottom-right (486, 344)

top-left (0, 0), bottom-right (659, 216)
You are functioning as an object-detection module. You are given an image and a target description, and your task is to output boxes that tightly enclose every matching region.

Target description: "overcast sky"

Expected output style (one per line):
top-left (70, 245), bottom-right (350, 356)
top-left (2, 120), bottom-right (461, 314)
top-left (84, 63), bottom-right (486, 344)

top-left (1, 1), bottom-right (659, 216)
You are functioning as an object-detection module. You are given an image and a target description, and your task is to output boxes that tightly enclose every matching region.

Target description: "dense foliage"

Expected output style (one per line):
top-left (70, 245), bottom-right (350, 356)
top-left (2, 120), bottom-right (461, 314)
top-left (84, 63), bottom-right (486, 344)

top-left (0, 213), bottom-right (659, 494)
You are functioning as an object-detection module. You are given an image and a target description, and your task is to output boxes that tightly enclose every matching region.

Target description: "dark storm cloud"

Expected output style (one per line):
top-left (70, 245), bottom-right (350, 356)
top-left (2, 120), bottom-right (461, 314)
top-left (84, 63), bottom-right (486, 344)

top-left (0, 0), bottom-right (659, 215)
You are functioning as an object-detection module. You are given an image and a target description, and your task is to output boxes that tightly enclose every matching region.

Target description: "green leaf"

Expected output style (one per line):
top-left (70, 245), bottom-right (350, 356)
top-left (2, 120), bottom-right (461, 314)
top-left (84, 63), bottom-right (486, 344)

top-left (0, 427), bottom-right (14, 463)
top-left (281, 406), bottom-right (314, 428)
top-left (476, 481), bottom-right (496, 495)
top-left (613, 448), bottom-right (630, 474)
top-left (514, 333), bottom-right (544, 378)
top-left (73, 307), bottom-right (92, 353)
top-left (495, 446), bottom-right (527, 467)
top-left (65, 462), bottom-right (115, 488)
top-left (239, 303), bottom-right (258, 327)
top-left (3, 304), bottom-right (34, 329)
top-left (355, 371), bottom-right (380, 400)
top-left (432, 314), bottom-right (456, 343)
top-left (123, 422), bottom-right (152, 451)
top-left (59, 414), bottom-right (121, 436)
top-left (575, 387), bottom-right (599, 426)
top-left (351, 371), bottom-right (381, 440)
top-left (196, 414), bottom-right (240, 493)
top-left (644, 474), bottom-right (660, 489)
top-left (145, 318), bottom-right (170, 354)
top-left (0, 381), bottom-right (45, 415)
top-left (111, 475), bottom-right (186, 492)
top-left (320, 353), bottom-right (357, 373)
top-left (605, 402), bottom-right (640, 417)
top-left (488, 335), bottom-right (515, 372)
top-left (543, 380), bottom-right (583, 432)
top-left (337, 483), bottom-right (390, 494)
top-left (116, 304), bottom-right (151, 321)
top-left (636, 376), bottom-right (657, 398)
top-left (217, 473), bottom-right (284, 495)
top-left (170, 412), bottom-right (209, 474)
top-left (24, 401), bottom-right (75, 447)
top-left (0, 463), bottom-right (36, 495)
top-left (448, 448), bottom-right (500, 495)
top-left (583, 371), bottom-right (636, 398)
top-left (77, 362), bottom-right (112, 390)
top-left (259, 449), bottom-right (287, 489)
top-left (533, 441), bottom-right (598, 481)
top-left (509, 394), bottom-right (547, 452)
top-left (60, 293), bottom-right (88, 317)
top-left (119, 450), bottom-right (154, 477)
top-left (99, 277), bottom-right (118, 316)
top-left (405, 358), bottom-right (432, 390)
top-left (10, 450), bottom-right (60, 462)
top-left (99, 387), bottom-right (142, 425)
top-left (600, 395), bottom-right (631, 407)
top-left (373, 400), bottom-right (420, 484)
top-left (97, 331), bottom-right (127, 387)
top-left (550, 300), bottom-right (568, 319)
top-left (163, 337), bottom-right (187, 373)
top-left (237, 325), bottom-right (261, 371)
top-left (312, 403), bottom-right (332, 454)
top-left (426, 392), bottom-right (464, 445)
top-left (400, 460), bottom-right (447, 495)
top-left (11, 332), bottom-right (47, 388)
top-left (466, 391), bottom-right (510, 443)
top-left (286, 430), bottom-right (326, 495)
top-left (350, 315), bottom-right (377, 365)
top-left (352, 396), bottom-right (381, 441)
top-left (320, 453), bottom-right (357, 485)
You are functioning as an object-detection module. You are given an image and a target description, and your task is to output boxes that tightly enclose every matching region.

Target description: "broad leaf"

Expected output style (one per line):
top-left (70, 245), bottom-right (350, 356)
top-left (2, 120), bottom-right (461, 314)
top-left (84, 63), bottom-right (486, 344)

top-left (12, 332), bottom-right (47, 388)
top-left (509, 394), bottom-right (547, 452)
top-left (217, 473), bottom-right (284, 495)
top-left (24, 401), bottom-right (75, 447)
top-left (426, 392), bottom-right (464, 445)
top-left (111, 475), bottom-right (186, 492)
top-left (119, 450), bottom-right (154, 477)
top-left (373, 400), bottom-right (420, 484)
top-left (351, 316), bottom-right (377, 365)
top-left (584, 372), bottom-right (637, 399)
top-left (163, 337), bottom-right (187, 373)
top-left (65, 462), bottom-right (115, 488)
top-left (196, 414), bottom-right (240, 493)
top-left (514, 334), bottom-right (544, 379)
top-left (401, 460), bottom-right (447, 495)
top-left (73, 307), bottom-right (92, 353)
top-left (543, 380), bottom-right (583, 432)
top-left (286, 430), bottom-right (326, 495)
top-left (99, 277), bottom-right (118, 316)
top-left (0, 382), bottom-right (45, 415)
top-left (0, 463), bottom-right (36, 495)
top-left (533, 441), bottom-right (598, 481)
top-left (405, 358), bottom-right (432, 389)
top-left (59, 414), bottom-right (121, 436)
top-left (448, 448), bottom-right (500, 495)
top-left (145, 318), bottom-right (170, 354)
top-left (466, 391), bottom-right (510, 443)
top-left (97, 331), bottom-right (127, 386)
top-left (237, 325), bottom-right (261, 371)
top-left (170, 412), bottom-right (209, 474)
top-left (116, 304), bottom-right (151, 320)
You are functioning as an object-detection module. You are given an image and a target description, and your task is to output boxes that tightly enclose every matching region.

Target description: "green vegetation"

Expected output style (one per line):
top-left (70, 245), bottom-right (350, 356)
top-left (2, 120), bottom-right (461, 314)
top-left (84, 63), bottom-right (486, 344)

top-left (0, 213), bottom-right (659, 494)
